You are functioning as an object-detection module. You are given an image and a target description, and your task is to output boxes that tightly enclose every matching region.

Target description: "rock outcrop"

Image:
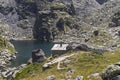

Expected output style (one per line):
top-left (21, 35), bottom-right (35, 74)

top-left (0, 36), bottom-right (16, 66)
top-left (0, 50), bottom-right (16, 67)
top-left (0, 36), bottom-right (17, 79)
top-left (47, 75), bottom-right (56, 80)
top-left (0, 0), bottom-right (37, 40)
top-left (33, 0), bottom-right (100, 41)
top-left (0, 64), bottom-right (27, 79)
top-left (33, 0), bottom-right (120, 51)
top-left (101, 62), bottom-right (120, 80)
top-left (31, 49), bottom-right (46, 63)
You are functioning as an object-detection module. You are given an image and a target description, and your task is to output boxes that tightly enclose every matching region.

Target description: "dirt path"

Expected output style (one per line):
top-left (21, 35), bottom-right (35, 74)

top-left (43, 54), bottom-right (75, 67)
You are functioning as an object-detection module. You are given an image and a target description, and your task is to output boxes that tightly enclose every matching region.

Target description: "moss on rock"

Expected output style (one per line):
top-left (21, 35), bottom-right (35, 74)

top-left (0, 36), bottom-right (15, 53)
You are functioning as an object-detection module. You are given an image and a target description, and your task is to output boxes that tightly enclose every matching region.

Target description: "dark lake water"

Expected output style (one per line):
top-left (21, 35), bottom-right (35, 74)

top-left (10, 40), bottom-right (54, 67)
top-left (96, 0), bottom-right (107, 4)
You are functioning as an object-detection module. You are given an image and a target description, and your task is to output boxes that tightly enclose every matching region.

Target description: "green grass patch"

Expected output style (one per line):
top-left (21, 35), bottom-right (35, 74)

top-left (0, 36), bottom-right (15, 53)
top-left (51, 3), bottom-right (67, 10)
top-left (90, 30), bottom-right (112, 46)
top-left (0, 78), bottom-right (6, 80)
top-left (14, 49), bottom-right (120, 80)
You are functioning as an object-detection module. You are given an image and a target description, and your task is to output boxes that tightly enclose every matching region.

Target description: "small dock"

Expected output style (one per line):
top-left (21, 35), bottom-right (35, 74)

top-left (51, 44), bottom-right (69, 55)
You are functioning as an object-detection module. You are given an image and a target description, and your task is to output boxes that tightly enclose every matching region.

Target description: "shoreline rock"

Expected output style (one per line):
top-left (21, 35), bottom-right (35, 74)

top-left (0, 49), bottom-right (19, 79)
top-left (0, 50), bottom-right (17, 67)
top-left (28, 49), bottom-right (46, 64)
top-left (0, 64), bottom-right (27, 79)
top-left (101, 62), bottom-right (120, 80)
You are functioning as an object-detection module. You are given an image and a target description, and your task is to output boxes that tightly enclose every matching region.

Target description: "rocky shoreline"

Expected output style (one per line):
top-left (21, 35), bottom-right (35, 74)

top-left (0, 49), bottom-right (27, 79)
top-left (0, 50), bottom-right (16, 67)
top-left (0, 49), bottom-right (17, 78)
top-left (0, 40), bottom-right (21, 79)
top-left (0, 64), bottom-right (27, 79)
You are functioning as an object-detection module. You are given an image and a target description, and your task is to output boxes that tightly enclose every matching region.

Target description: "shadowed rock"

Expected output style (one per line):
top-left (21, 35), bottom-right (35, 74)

top-left (32, 49), bottom-right (46, 63)
top-left (102, 62), bottom-right (120, 80)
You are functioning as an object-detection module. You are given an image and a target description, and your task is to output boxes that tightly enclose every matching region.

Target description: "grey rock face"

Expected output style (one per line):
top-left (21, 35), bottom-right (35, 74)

top-left (101, 63), bottom-right (120, 80)
top-left (0, 0), bottom-right (37, 40)
top-left (0, 50), bottom-right (16, 67)
top-left (109, 11), bottom-right (120, 27)
top-left (33, 0), bottom-right (120, 52)
top-left (0, 0), bottom-right (120, 51)
top-left (72, 0), bottom-right (100, 19)
top-left (33, 0), bottom-right (101, 40)
top-left (0, 0), bottom-right (18, 24)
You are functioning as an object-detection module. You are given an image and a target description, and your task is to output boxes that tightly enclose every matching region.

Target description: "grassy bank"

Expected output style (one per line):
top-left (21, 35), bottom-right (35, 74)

top-left (0, 36), bottom-right (15, 53)
top-left (15, 49), bottom-right (120, 80)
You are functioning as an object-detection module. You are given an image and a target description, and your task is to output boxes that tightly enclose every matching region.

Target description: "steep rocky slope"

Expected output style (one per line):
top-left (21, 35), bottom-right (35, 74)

top-left (33, 0), bottom-right (120, 51)
top-left (33, 0), bottom-right (100, 41)
top-left (0, 0), bottom-right (36, 40)
top-left (0, 0), bottom-right (119, 50)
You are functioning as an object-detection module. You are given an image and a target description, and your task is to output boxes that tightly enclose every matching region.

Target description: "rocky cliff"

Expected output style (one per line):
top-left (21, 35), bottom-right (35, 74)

top-left (33, 0), bottom-right (100, 41)
top-left (0, 0), bottom-right (120, 50)
top-left (0, 0), bottom-right (36, 40)
top-left (33, 0), bottom-right (120, 51)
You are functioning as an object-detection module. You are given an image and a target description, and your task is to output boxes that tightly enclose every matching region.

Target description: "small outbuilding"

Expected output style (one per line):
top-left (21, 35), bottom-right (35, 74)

top-left (51, 43), bottom-right (69, 55)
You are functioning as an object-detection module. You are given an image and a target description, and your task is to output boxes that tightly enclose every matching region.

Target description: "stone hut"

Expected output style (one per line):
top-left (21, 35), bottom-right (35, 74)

top-left (51, 44), bottom-right (69, 55)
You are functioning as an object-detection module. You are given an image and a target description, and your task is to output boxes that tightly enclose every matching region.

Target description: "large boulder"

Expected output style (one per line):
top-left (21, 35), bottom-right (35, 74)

top-left (32, 49), bottom-right (46, 63)
top-left (101, 62), bottom-right (120, 80)
top-left (109, 11), bottom-right (120, 27)
top-left (47, 75), bottom-right (56, 80)
top-left (112, 75), bottom-right (120, 80)
top-left (75, 76), bottom-right (83, 80)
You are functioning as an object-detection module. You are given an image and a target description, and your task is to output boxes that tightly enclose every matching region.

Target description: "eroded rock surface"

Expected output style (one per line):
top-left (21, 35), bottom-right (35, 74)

top-left (0, 0), bottom-right (120, 50)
